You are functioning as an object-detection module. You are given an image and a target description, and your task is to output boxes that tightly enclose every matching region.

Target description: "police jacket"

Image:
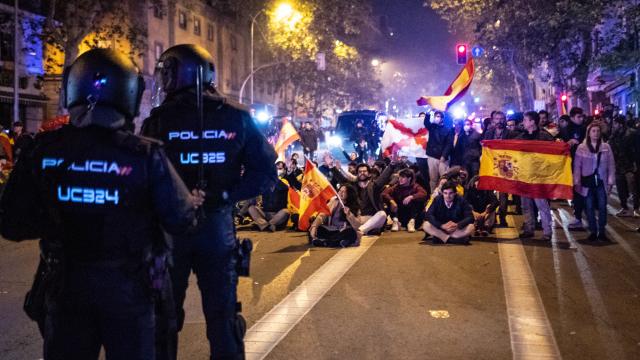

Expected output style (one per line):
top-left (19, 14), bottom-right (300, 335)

top-left (141, 90), bottom-right (277, 209)
top-left (424, 120), bottom-right (454, 160)
top-left (0, 124), bottom-right (195, 264)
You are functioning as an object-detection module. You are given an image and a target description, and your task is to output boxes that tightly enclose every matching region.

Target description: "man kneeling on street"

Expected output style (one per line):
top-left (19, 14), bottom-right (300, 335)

top-left (423, 181), bottom-right (475, 244)
top-left (382, 168), bottom-right (428, 233)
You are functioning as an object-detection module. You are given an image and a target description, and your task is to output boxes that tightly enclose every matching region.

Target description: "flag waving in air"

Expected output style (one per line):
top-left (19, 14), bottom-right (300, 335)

top-left (297, 158), bottom-right (338, 231)
top-left (478, 140), bottom-right (573, 199)
top-left (274, 118), bottom-right (300, 159)
top-left (380, 117), bottom-right (428, 158)
top-left (417, 58), bottom-right (475, 111)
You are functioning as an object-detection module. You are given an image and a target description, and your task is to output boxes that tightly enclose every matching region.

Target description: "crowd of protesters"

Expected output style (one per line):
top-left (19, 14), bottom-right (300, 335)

top-left (237, 105), bottom-right (640, 247)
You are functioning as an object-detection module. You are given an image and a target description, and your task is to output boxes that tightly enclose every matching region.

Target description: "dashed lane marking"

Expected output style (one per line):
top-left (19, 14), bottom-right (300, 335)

top-left (244, 236), bottom-right (379, 360)
top-left (497, 216), bottom-right (562, 359)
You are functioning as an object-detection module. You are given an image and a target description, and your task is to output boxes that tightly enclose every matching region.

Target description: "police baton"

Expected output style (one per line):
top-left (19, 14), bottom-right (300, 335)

top-left (195, 64), bottom-right (207, 220)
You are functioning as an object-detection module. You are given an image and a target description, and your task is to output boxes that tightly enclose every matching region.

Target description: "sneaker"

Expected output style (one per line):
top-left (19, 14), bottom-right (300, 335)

top-left (391, 218), bottom-right (400, 232)
top-left (519, 231), bottom-right (534, 239)
top-left (585, 233), bottom-right (598, 242)
top-left (407, 219), bottom-right (416, 233)
top-left (616, 209), bottom-right (633, 217)
top-left (568, 219), bottom-right (584, 230)
top-left (597, 234), bottom-right (611, 243)
top-left (633, 210), bottom-right (640, 218)
top-left (480, 230), bottom-right (489, 237)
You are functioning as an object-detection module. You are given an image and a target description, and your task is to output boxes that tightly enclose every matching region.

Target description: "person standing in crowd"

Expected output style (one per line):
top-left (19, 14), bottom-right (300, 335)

top-left (451, 118), bottom-right (482, 177)
top-left (609, 116), bottom-right (639, 217)
top-left (424, 111), bottom-right (454, 192)
top-left (573, 121), bottom-right (616, 242)
top-left (512, 111), bottom-right (555, 241)
top-left (465, 175), bottom-right (499, 236)
top-left (141, 44), bottom-right (277, 359)
top-left (382, 168), bottom-right (428, 233)
top-left (299, 121), bottom-right (319, 161)
top-left (308, 183), bottom-right (362, 247)
top-left (354, 163), bottom-right (395, 235)
top-left (10, 121), bottom-right (34, 161)
top-left (560, 107), bottom-right (587, 230)
top-left (482, 111), bottom-right (511, 227)
top-left (423, 181), bottom-right (475, 244)
top-left (1, 48), bottom-right (200, 360)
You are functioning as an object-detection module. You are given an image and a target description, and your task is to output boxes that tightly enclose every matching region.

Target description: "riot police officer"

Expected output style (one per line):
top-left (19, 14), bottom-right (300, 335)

top-left (141, 44), bottom-right (277, 359)
top-left (0, 48), bottom-right (199, 359)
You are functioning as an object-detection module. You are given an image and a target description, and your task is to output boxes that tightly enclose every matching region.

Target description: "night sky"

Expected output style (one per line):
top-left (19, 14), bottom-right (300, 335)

top-left (372, 0), bottom-right (461, 114)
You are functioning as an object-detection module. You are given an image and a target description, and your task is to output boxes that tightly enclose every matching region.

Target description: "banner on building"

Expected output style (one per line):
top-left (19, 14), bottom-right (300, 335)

top-left (478, 140), bottom-right (573, 199)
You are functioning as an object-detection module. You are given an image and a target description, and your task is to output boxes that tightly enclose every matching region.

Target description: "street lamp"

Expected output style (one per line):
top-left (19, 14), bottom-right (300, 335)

top-left (249, 2), bottom-right (299, 105)
top-left (371, 58), bottom-right (380, 67)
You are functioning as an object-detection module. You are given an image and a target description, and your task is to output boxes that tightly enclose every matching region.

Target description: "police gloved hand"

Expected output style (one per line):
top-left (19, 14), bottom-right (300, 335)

top-left (191, 189), bottom-right (206, 208)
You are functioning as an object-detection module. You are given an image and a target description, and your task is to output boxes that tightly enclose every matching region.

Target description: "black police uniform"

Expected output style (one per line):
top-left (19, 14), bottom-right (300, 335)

top-left (141, 90), bottom-right (277, 359)
top-left (0, 123), bottom-right (195, 359)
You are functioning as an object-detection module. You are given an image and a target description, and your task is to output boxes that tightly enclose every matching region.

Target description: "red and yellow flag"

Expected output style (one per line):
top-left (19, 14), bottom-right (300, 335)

top-left (274, 118), bottom-right (300, 159)
top-left (297, 158), bottom-right (338, 231)
top-left (478, 140), bottom-right (573, 199)
top-left (417, 58), bottom-right (475, 111)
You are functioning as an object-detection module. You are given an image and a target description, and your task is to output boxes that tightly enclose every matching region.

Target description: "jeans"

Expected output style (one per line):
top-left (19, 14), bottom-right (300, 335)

top-left (389, 201), bottom-right (425, 226)
top-left (44, 265), bottom-right (155, 360)
top-left (427, 156), bottom-right (449, 193)
top-left (585, 184), bottom-right (608, 236)
top-left (522, 197), bottom-right (552, 236)
top-left (247, 206), bottom-right (290, 230)
top-left (572, 189), bottom-right (585, 220)
top-left (616, 171), bottom-right (639, 210)
top-left (166, 207), bottom-right (244, 359)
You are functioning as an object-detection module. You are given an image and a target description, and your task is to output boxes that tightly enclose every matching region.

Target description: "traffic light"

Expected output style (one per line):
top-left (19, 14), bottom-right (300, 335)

top-left (456, 44), bottom-right (468, 65)
top-left (560, 94), bottom-right (568, 103)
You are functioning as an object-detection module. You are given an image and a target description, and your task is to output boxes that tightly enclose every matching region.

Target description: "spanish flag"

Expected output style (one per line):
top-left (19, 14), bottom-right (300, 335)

top-left (478, 140), bottom-right (573, 200)
top-left (297, 158), bottom-right (338, 231)
top-left (274, 118), bottom-right (300, 160)
top-left (417, 58), bottom-right (475, 111)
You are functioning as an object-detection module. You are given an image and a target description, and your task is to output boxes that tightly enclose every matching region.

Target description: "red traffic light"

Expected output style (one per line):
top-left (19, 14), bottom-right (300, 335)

top-left (456, 44), bottom-right (468, 65)
top-left (560, 94), bottom-right (568, 102)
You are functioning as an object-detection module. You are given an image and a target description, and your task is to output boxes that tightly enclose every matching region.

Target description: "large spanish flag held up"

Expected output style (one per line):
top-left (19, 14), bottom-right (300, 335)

top-left (417, 57), bottom-right (475, 111)
top-left (478, 140), bottom-right (573, 200)
top-left (274, 118), bottom-right (300, 159)
top-left (297, 158), bottom-right (338, 231)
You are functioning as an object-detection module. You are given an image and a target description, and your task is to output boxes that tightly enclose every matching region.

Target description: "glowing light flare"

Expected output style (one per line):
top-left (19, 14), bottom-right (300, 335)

top-left (457, 45), bottom-right (467, 53)
top-left (256, 111), bottom-right (270, 123)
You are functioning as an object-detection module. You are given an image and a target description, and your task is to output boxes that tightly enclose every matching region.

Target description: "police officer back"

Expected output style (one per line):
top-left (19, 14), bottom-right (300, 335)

top-left (0, 48), bottom-right (198, 359)
top-left (141, 44), bottom-right (277, 360)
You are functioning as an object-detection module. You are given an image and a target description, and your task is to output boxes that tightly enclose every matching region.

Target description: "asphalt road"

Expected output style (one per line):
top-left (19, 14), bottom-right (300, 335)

top-left (1, 200), bottom-right (639, 359)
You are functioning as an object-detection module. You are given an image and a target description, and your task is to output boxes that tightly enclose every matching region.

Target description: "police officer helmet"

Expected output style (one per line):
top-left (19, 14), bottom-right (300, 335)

top-left (64, 48), bottom-right (145, 120)
top-left (152, 44), bottom-right (216, 105)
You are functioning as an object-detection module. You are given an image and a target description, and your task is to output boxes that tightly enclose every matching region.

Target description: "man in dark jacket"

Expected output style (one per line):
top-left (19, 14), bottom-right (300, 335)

top-left (299, 121), bottom-right (319, 161)
top-left (0, 48), bottom-right (199, 360)
top-left (355, 162), bottom-right (395, 235)
top-left (511, 111), bottom-right (555, 241)
top-left (248, 164), bottom-right (291, 231)
top-left (610, 116), bottom-right (639, 217)
top-left (559, 107), bottom-right (587, 230)
top-left (482, 111), bottom-right (514, 227)
top-left (424, 111), bottom-right (454, 192)
top-left (382, 168), bottom-right (428, 233)
top-left (423, 181), bottom-right (475, 244)
top-left (451, 119), bottom-right (482, 177)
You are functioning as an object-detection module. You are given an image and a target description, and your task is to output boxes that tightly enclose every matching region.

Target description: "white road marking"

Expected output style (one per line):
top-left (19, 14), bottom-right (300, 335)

top-left (496, 218), bottom-right (562, 359)
top-left (244, 236), bottom-right (378, 360)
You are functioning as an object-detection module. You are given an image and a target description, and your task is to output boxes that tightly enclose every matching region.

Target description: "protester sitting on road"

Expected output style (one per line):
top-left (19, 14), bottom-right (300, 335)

top-left (308, 183), bottom-right (362, 247)
top-left (464, 175), bottom-right (499, 236)
top-left (354, 162), bottom-right (395, 235)
top-left (573, 121), bottom-right (616, 242)
top-left (409, 164), bottom-right (430, 195)
top-left (423, 181), bottom-right (475, 244)
top-left (609, 116), bottom-right (639, 217)
top-left (248, 164), bottom-right (291, 231)
top-left (382, 168), bottom-right (428, 233)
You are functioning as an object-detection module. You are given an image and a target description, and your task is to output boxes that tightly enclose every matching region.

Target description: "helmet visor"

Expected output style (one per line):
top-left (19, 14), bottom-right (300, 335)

top-left (151, 60), bottom-right (169, 108)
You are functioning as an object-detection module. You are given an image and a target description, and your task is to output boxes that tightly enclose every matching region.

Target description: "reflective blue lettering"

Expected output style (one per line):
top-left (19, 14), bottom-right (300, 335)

top-left (57, 186), bottom-right (119, 205)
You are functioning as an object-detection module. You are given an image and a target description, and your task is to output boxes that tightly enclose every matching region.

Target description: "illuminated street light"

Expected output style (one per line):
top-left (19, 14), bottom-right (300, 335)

top-left (274, 3), bottom-right (294, 21)
top-left (371, 59), bottom-right (380, 67)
